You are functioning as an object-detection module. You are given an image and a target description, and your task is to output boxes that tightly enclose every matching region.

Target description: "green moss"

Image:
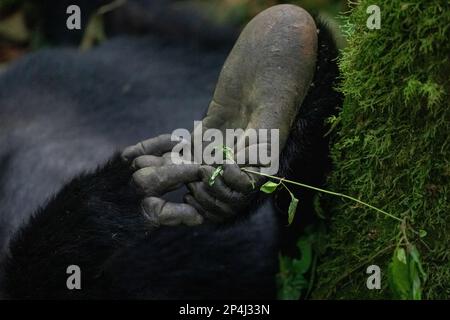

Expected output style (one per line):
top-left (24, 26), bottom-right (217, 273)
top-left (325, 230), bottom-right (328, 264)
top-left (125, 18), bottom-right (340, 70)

top-left (312, 0), bottom-right (450, 299)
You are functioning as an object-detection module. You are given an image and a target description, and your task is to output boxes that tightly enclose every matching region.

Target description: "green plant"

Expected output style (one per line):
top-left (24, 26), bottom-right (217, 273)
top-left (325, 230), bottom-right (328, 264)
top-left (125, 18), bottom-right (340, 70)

top-left (208, 145), bottom-right (234, 186)
top-left (209, 139), bottom-right (432, 299)
top-left (277, 232), bottom-right (316, 300)
top-left (246, 169), bottom-right (429, 299)
top-left (313, 0), bottom-right (449, 299)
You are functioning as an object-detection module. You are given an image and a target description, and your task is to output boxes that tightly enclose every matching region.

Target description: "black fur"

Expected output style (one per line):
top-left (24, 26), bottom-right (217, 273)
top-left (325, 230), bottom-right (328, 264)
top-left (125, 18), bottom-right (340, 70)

top-left (276, 21), bottom-right (343, 255)
top-left (0, 1), bottom-right (342, 299)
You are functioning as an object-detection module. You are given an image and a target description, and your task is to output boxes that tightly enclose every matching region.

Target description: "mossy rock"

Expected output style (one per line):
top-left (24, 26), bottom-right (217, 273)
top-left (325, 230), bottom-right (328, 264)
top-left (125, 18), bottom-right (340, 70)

top-left (312, 0), bottom-right (449, 299)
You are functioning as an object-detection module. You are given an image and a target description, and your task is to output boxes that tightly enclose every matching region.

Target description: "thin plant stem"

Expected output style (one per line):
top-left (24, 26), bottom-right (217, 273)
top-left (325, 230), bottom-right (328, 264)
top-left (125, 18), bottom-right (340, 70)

top-left (242, 168), bottom-right (402, 223)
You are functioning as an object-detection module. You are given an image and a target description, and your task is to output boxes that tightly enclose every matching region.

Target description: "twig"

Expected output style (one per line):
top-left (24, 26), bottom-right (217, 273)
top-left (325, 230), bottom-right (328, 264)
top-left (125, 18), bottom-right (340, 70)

top-left (242, 168), bottom-right (403, 222)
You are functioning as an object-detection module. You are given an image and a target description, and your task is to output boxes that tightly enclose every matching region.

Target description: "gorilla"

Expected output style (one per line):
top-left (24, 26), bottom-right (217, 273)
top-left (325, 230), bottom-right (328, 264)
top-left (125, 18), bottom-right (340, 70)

top-left (0, 1), bottom-right (342, 299)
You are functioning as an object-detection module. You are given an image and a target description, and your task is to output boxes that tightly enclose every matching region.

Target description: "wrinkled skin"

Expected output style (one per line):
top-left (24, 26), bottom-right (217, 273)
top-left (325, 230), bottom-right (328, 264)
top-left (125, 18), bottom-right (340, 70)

top-left (122, 5), bottom-right (318, 226)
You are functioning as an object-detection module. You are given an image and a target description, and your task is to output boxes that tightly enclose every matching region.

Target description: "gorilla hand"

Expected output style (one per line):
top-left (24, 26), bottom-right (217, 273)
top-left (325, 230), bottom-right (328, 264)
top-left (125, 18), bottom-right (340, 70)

top-left (124, 133), bottom-right (264, 223)
top-left (184, 163), bottom-right (265, 223)
top-left (124, 134), bottom-right (204, 227)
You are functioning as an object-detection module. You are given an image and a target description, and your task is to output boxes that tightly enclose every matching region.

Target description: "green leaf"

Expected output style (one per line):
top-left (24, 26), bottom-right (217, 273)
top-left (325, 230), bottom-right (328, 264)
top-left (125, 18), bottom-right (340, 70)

top-left (288, 197), bottom-right (299, 225)
top-left (409, 257), bottom-right (422, 300)
top-left (409, 245), bottom-right (427, 280)
top-left (209, 166), bottom-right (224, 186)
top-left (397, 247), bottom-right (407, 264)
top-left (419, 229), bottom-right (427, 238)
top-left (313, 194), bottom-right (326, 219)
top-left (276, 229), bottom-right (319, 300)
top-left (388, 247), bottom-right (411, 299)
top-left (260, 181), bottom-right (280, 194)
top-left (293, 239), bottom-right (312, 274)
top-left (389, 245), bottom-right (427, 300)
top-left (222, 145), bottom-right (234, 161)
top-left (408, 245), bottom-right (426, 300)
top-left (214, 145), bottom-right (234, 162)
top-left (277, 253), bottom-right (308, 300)
top-left (277, 256), bottom-right (307, 300)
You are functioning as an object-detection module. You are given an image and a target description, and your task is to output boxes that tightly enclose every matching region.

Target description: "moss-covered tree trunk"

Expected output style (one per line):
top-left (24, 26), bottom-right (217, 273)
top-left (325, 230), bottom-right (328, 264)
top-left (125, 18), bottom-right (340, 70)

top-left (312, 0), bottom-right (449, 299)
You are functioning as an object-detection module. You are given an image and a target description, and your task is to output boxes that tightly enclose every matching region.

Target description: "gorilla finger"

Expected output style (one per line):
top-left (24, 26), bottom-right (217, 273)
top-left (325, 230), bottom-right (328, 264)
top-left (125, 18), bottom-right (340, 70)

top-left (122, 133), bottom-right (183, 161)
top-left (141, 197), bottom-right (203, 227)
top-left (131, 155), bottom-right (168, 170)
top-left (198, 166), bottom-right (245, 203)
top-left (184, 194), bottom-right (227, 223)
top-left (184, 193), bottom-right (208, 218)
top-left (222, 163), bottom-right (264, 193)
top-left (187, 182), bottom-right (235, 220)
top-left (132, 164), bottom-right (200, 196)
top-left (161, 151), bottom-right (194, 164)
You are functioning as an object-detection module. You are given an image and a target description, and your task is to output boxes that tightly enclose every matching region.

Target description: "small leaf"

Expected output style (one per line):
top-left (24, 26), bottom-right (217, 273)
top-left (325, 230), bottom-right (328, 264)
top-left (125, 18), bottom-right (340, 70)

top-left (409, 245), bottom-right (427, 280)
top-left (397, 247), bottom-right (407, 264)
top-left (419, 229), bottom-right (427, 238)
top-left (388, 247), bottom-right (411, 299)
top-left (288, 197), bottom-right (299, 225)
top-left (222, 145), bottom-right (234, 161)
top-left (293, 239), bottom-right (312, 274)
top-left (260, 181), bottom-right (280, 194)
top-left (409, 257), bottom-right (422, 300)
top-left (408, 246), bottom-right (425, 300)
top-left (313, 194), bottom-right (326, 219)
top-left (277, 253), bottom-right (308, 300)
top-left (209, 166), bottom-right (224, 186)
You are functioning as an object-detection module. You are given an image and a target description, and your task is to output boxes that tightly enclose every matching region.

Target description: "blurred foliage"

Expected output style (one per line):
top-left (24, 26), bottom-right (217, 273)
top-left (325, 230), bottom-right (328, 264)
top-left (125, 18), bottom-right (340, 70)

top-left (0, 10), bottom-right (28, 42)
top-left (0, 0), bottom-right (346, 63)
top-left (196, 0), bottom-right (346, 26)
top-left (80, 0), bottom-right (126, 50)
top-left (312, 0), bottom-right (449, 299)
top-left (277, 225), bottom-right (326, 299)
top-left (0, 0), bottom-right (42, 64)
